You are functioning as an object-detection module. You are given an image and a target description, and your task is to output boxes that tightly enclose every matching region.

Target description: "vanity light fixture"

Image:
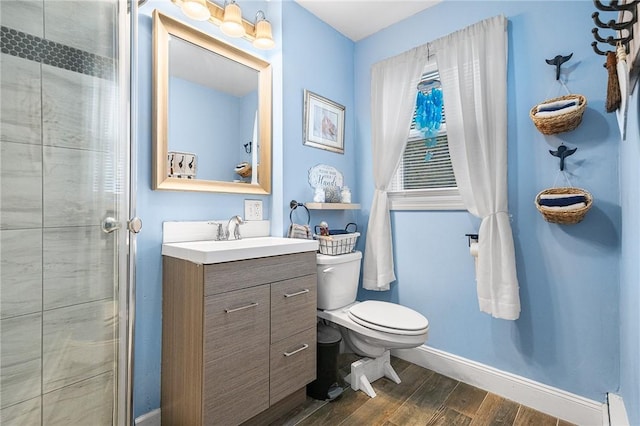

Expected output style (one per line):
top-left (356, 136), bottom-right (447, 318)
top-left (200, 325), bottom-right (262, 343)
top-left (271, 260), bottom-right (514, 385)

top-left (253, 10), bottom-right (275, 50)
top-left (220, 0), bottom-right (246, 37)
top-left (172, 0), bottom-right (276, 49)
top-left (180, 0), bottom-right (211, 21)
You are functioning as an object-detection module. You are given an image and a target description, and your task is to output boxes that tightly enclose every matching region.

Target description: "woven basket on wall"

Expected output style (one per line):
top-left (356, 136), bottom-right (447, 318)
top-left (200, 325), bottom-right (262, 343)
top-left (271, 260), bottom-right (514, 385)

top-left (235, 162), bottom-right (252, 178)
top-left (535, 187), bottom-right (593, 225)
top-left (529, 94), bottom-right (587, 135)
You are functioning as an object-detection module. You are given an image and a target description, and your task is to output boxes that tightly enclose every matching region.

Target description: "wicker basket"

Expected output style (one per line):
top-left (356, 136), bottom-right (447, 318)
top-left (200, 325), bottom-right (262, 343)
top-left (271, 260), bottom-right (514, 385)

top-left (529, 94), bottom-right (587, 135)
top-left (234, 162), bottom-right (252, 178)
top-left (314, 232), bottom-right (360, 255)
top-left (535, 187), bottom-right (592, 224)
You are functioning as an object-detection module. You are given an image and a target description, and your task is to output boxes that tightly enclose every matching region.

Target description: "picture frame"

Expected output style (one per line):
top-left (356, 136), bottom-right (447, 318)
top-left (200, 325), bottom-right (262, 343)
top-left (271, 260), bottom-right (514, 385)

top-left (303, 90), bottom-right (345, 154)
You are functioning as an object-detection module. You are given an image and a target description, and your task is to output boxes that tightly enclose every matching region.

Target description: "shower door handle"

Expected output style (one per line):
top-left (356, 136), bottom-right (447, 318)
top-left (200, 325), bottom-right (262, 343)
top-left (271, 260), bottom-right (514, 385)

top-left (101, 217), bottom-right (121, 234)
top-left (128, 217), bottom-right (143, 234)
top-left (101, 217), bottom-right (142, 234)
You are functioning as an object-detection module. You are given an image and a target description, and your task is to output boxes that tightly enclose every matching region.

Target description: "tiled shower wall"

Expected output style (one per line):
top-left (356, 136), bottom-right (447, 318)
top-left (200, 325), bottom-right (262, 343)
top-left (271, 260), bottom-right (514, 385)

top-left (1, 1), bottom-right (122, 424)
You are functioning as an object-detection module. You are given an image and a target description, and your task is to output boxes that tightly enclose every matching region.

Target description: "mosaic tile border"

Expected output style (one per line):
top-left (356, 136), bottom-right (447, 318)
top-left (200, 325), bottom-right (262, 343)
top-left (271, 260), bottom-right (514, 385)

top-left (1, 26), bottom-right (114, 80)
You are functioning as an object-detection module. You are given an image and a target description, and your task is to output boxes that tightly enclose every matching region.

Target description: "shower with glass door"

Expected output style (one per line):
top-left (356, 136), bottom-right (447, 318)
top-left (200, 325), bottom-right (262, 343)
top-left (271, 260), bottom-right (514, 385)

top-left (0, 1), bottom-right (136, 425)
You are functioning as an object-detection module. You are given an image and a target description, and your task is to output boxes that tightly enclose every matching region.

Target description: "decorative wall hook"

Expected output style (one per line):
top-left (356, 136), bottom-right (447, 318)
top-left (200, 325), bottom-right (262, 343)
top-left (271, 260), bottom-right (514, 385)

top-left (591, 0), bottom-right (639, 64)
top-left (549, 144), bottom-right (577, 171)
top-left (243, 141), bottom-right (252, 153)
top-left (594, 0), bottom-right (638, 13)
top-left (592, 11), bottom-right (633, 31)
top-left (545, 53), bottom-right (573, 80)
top-left (592, 26), bottom-right (633, 47)
top-left (591, 40), bottom-right (610, 57)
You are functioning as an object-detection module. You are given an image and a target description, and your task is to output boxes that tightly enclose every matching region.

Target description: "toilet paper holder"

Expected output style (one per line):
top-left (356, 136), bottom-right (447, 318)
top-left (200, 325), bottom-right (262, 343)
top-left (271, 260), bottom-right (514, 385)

top-left (465, 233), bottom-right (478, 246)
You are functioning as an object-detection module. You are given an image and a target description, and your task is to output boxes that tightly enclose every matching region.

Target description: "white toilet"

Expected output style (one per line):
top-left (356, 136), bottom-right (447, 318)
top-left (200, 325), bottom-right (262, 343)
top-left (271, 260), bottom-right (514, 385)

top-left (316, 250), bottom-right (429, 397)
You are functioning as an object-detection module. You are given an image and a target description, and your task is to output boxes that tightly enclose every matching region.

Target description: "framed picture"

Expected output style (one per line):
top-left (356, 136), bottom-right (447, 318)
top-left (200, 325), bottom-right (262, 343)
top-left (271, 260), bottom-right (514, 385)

top-left (303, 90), bottom-right (345, 154)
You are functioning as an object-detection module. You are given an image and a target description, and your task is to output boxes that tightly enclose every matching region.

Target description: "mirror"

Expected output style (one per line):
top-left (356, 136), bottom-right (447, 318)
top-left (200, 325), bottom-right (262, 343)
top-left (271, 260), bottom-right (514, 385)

top-left (152, 10), bottom-right (272, 193)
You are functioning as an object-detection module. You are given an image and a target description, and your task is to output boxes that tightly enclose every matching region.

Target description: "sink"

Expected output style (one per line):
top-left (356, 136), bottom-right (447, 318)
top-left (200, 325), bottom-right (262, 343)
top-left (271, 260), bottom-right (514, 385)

top-left (162, 237), bottom-right (319, 264)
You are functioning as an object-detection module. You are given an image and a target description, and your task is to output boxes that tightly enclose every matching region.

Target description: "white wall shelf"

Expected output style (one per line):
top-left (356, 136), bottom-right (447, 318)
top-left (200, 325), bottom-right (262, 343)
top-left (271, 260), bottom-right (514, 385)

top-left (304, 202), bottom-right (360, 210)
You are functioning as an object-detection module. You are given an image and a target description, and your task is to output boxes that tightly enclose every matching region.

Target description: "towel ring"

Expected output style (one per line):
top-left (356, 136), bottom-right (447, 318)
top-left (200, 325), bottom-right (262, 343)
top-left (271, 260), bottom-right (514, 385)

top-left (289, 200), bottom-right (310, 225)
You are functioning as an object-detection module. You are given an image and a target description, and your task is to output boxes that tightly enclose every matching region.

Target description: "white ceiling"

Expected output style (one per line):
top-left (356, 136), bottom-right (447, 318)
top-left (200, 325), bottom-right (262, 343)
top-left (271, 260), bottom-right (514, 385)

top-left (293, 0), bottom-right (442, 42)
top-left (170, 36), bottom-right (258, 96)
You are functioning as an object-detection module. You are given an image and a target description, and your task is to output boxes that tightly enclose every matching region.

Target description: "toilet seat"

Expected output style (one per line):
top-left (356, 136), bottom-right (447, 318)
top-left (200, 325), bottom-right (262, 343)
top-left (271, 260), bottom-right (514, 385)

top-left (347, 301), bottom-right (429, 336)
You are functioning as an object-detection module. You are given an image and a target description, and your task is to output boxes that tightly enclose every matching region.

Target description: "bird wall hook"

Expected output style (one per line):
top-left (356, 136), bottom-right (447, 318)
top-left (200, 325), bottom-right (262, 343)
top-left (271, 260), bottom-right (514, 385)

top-left (545, 53), bottom-right (573, 80)
top-left (549, 144), bottom-right (577, 171)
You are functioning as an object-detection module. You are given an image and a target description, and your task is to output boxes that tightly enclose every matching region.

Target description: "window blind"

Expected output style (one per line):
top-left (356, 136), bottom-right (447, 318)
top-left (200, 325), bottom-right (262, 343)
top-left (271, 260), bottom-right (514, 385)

top-left (390, 68), bottom-right (456, 192)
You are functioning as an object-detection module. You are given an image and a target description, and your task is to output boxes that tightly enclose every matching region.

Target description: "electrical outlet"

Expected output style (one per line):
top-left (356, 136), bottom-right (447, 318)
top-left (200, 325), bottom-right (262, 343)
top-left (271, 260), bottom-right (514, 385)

top-left (244, 199), bottom-right (263, 221)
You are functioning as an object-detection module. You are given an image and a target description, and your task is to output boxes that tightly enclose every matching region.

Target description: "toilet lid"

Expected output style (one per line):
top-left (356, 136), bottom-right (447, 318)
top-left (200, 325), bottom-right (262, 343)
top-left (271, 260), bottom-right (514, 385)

top-left (348, 301), bottom-right (429, 336)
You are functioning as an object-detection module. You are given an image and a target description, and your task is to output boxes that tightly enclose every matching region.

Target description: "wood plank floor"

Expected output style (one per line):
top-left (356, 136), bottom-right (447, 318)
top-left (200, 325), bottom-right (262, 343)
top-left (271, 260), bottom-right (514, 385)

top-left (273, 354), bottom-right (576, 426)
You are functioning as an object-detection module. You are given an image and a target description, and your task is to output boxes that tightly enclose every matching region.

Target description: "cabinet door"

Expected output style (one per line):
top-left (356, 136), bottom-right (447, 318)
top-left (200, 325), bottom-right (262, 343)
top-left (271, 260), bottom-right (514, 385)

top-left (270, 274), bottom-right (317, 343)
top-left (269, 327), bottom-right (316, 405)
top-left (203, 285), bottom-right (270, 425)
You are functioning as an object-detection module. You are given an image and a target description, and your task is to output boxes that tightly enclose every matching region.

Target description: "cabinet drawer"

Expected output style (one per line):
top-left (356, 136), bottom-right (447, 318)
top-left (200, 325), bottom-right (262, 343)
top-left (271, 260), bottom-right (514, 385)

top-left (270, 275), bottom-right (317, 343)
top-left (204, 251), bottom-right (317, 296)
top-left (269, 327), bottom-right (316, 405)
top-left (204, 285), bottom-right (270, 361)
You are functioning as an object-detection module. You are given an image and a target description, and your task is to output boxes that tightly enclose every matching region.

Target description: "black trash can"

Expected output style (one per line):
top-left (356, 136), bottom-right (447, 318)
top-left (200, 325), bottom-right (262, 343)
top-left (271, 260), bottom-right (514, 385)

top-left (307, 324), bottom-right (343, 401)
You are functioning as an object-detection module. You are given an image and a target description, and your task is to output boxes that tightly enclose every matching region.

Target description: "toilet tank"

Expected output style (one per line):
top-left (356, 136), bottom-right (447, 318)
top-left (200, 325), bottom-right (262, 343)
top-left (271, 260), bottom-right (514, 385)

top-left (316, 251), bottom-right (362, 310)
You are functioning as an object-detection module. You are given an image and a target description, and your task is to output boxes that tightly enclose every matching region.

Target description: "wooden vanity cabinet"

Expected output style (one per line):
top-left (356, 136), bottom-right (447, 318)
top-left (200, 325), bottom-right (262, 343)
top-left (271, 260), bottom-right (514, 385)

top-left (162, 251), bottom-right (317, 426)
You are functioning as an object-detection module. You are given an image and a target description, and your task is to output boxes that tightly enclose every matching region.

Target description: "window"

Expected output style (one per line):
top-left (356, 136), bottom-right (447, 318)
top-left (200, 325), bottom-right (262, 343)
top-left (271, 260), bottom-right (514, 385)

top-left (388, 63), bottom-right (464, 210)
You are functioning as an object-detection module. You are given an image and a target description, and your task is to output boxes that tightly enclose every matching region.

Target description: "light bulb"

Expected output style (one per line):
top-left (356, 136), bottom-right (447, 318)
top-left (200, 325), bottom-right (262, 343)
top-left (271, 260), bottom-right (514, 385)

top-left (220, 1), bottom-right (246, 38)
top-left (253, 18), bottom-right (274, 49)
top-left (181, 0), bottom-right (210, 21)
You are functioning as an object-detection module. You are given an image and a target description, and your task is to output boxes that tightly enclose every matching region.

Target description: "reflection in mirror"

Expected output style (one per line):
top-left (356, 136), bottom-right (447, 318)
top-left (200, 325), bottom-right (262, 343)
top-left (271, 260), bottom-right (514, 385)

top-left (153, 10), bottom-right (272, 193)
top-left (169, 36), bottom-right (259, 182)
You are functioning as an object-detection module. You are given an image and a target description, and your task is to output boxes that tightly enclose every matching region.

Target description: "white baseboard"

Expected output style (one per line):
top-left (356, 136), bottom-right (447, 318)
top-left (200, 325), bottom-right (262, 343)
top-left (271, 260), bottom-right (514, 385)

top-left (134, 408), bottom-right (160, 426)
top-left (392, 345), bottom-right (605, 426)
top-left (607, 393), bottom-right (630, 426)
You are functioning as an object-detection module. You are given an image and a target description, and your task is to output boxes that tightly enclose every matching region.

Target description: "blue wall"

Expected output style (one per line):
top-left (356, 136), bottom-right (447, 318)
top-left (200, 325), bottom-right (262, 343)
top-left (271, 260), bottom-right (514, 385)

top-left (281, 2), bottom-right (357, 232)
top-left (353, 1), bottom-right (620, 402)
top-left (169, 77), bottom-right (242, 181)
top-left (134, 0), bottom-right (274, 416)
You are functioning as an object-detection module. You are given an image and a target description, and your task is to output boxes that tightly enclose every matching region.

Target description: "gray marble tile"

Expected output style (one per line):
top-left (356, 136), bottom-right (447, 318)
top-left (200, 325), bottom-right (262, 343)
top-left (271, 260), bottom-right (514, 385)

top-left (0, 396), bottom-right (41, 426)
top-left (42, 372), bottom-right (113, 426)
top-left (0, 229), bottom-right (43, 319)
top-left (0, 313), bottom-right (42, 408)
top-left (42, 300), bottom-right (115, 393)
top-left (43, 0), bottom-right (116, 59)
top-left (43, 146), bottom-right (117, 228)
top-left (0, 0), bottom-right (44, 39)
top-left (0, 141), bottom-right (43, 230)
top-left (43, 226), bottom-right (114, 310)
top-left (0, 54), bottom-right (42, 145)
top-left (42, 64), bottom-right (116, 152)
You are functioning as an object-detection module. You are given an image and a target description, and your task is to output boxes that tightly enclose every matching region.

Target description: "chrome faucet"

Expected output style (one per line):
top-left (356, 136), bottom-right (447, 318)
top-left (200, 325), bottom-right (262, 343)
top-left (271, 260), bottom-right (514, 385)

top-left (226, 215), bottom-right (244, 240)
top-left (208, 221), bottom-right (226, 241)
top-left (208, 216), bottom-right (244, 240)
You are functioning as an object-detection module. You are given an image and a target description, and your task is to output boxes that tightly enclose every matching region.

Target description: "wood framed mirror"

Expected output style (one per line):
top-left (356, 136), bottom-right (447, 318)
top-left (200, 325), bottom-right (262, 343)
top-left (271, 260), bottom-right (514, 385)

top-left (152, 10), bottom-right (272, 193)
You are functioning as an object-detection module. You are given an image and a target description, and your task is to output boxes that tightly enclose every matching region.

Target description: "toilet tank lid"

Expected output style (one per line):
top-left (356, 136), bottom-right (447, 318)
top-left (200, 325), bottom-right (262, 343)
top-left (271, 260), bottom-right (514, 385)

top-left (316, 250), bottom-right (362, 265)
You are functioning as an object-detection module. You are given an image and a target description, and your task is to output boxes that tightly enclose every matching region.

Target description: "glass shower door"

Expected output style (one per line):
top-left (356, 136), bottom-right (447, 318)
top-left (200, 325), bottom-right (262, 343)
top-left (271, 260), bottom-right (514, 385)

top-left (0, 0), bottom-right (132, 425)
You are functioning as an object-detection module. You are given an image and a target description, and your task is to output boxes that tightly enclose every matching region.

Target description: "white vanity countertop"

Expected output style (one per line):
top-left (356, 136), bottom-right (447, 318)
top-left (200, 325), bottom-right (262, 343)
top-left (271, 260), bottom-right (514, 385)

top-left (162, 237), bottom-right (319, 264)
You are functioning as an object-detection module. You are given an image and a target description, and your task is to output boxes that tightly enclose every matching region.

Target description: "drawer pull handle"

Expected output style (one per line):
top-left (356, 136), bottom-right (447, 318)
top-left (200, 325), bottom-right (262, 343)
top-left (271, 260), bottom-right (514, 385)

top-left (283, 343), bottom-right (309, 357)
top-left (284, 289), bottom-right (310, 298)
top-left (224, 302), bottom-right (259, 313)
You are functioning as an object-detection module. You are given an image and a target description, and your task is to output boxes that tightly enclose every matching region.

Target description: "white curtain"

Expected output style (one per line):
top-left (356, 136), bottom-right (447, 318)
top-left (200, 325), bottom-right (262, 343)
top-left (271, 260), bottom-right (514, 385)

top-left (363, 45), bottom-right (429, 291)
top-left (432, 15), bottom-right (521, 320)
